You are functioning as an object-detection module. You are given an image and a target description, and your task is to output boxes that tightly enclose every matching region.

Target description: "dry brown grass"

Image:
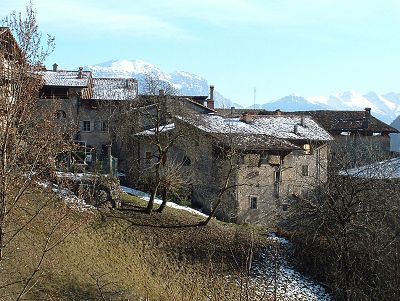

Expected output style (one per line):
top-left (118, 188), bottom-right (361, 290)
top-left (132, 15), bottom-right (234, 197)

top-left (0, 188), bottom-right (267, 300)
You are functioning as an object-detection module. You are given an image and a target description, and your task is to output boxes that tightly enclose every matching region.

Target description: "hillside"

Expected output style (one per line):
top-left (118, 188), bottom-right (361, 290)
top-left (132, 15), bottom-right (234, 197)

top-left (1, 186), bottom-right (264, 300)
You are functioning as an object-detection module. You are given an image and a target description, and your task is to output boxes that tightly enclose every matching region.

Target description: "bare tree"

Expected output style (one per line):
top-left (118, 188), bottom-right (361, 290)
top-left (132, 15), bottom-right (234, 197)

top-left (0, 4), bottom-right (77, 298)
top-left (286, 141), bottom-right (400, 301)
top-left (126, 72), bottom-right (196, 214)
top-left (200, 134), bottom-right (244, 225)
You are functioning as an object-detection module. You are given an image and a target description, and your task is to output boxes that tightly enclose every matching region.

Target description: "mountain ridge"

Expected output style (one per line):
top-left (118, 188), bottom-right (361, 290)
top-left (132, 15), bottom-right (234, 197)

top-left (85, 59), bottom-right (400, 124)
top-left (85, 59), bottom-right (242, 109)
top-left (253, 90), bottom-right (400, 124)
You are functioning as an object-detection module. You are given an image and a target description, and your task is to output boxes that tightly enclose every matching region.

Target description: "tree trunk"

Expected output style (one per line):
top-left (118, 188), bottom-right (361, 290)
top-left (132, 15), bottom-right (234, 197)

top-left (0, 193), bottom-right (6, 261)
top-left (156, 187), bottom-right (167, 213)
top-left (201, 197), bottom-right (222, 225)
top-left (146, 185), bottom-right (158, 214)
top-left (146, 162), bottom-right (161, 214)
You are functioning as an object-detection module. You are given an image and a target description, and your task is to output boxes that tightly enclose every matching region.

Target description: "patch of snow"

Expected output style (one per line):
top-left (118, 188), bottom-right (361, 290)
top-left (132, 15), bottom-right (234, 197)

top-left (134, 123), bottom-right (175, 136)
top-left (55, 171), bottom-right (104, 181)
top-left (250, 233), bottom-right (333, 301)
top-left (121, 186), bottom-right (208, 217)
top-left (38, 181), bottom-right (95, 212)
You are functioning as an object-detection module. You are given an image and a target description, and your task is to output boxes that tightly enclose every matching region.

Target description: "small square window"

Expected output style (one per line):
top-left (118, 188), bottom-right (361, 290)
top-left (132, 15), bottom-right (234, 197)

top-left (101, 121), bottom-right (108, 132)
top-left (182, 156), bottom-right (191, 166)
top-left (303, 144), bottom-right (312, 155)
top-left (250, 196), bottom-right (258, 209)
top-left (82, 121), bottom-right (91, 132)
top-left (145, 151), bottom-right (152, 165)
top-left (56, 110), bottom-right (66, 119)
top-left (302, 165), bottom-right (309, 176)
top-left (282, 204), bottom-right (288, 211)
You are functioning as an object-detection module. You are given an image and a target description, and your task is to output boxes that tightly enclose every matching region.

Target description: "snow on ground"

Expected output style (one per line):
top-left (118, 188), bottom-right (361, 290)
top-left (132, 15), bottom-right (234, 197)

top-left (120, 186), bottom-right (208, 217)
top-left (38, 181), bottom-right (94, 212)
top-left (55, 171), bottom-right (103, 181)
top-left (250, 233), bottom-right (333, 301)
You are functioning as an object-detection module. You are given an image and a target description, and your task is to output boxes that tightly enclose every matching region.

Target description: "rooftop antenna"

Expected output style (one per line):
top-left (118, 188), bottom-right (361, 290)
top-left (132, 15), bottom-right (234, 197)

top-left (253, 87), bottom-right (256, 110)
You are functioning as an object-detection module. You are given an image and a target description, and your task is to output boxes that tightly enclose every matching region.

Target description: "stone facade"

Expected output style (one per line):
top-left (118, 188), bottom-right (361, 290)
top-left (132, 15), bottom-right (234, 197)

top-left (38, 68), bottom-right (138, 169)
top-left (134, 115), bottom-right (330, 226)
top-left (234, 143), bottom-right (328, 225)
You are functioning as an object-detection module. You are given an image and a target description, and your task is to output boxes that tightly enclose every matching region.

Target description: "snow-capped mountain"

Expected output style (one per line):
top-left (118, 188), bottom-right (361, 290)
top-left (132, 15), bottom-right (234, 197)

top-left (255, 94), bottom-right (329, 112)
top-left (258, 91), bottom-right (400, 124)
top-left (85, 60), bottom-right (400, 123)
top-left (85, 59), bottom-right (242, 109)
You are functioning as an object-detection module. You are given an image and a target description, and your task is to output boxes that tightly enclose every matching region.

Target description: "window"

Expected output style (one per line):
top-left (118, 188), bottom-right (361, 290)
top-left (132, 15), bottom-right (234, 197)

top-left (82, 121), bottom-right (91, 132)
top-left (274, 168), bottom-right (281, 197)
top-left (275, 169), bottom-right (281, 182)
top-left (259, 152), bottom-right (269, 165)
top-left (52, 87), bottom-right (68, 99)
top-left (56, 110), bottom-right (66, 119)
top-left (282, 204), bottom-right (288, 211)
top-left (145, 151), bottom-right (152, 165)
top-left (101, 120), bottom-right (108, 132)
top-left (182, 155), bottom-right (191, 166)
top-left (302, 165), bottom-right (309, 176)
top-left (303, 144), bottom-right (311, 155)
top-left (250, 196), bottom-right (258, 209)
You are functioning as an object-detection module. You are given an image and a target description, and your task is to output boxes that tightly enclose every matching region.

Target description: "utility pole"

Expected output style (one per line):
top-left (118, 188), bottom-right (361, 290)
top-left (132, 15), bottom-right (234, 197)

top-left (253, 87), bottom-right (256, 110)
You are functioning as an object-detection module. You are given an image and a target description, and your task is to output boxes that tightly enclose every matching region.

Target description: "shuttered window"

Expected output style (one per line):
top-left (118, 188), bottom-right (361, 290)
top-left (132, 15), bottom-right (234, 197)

top-left (82, 121), bottom-right (91, 132)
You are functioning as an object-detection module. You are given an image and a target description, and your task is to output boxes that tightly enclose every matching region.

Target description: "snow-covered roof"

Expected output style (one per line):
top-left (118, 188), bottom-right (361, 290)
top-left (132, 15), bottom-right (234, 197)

top-left (339, 157), bottom-right (400, 179)
top-left (92, 78), bottom-right (138, 100)
top-left (135, 123), bottom-right (176, 136)
top-left (180, 114), bottom-right (333, 142)
top-left (287, 110), bottom-right (398, 133)
top-left (210, 133), bottom-right (299, 151)
top-left (41, 70), bottom-right (91, 87)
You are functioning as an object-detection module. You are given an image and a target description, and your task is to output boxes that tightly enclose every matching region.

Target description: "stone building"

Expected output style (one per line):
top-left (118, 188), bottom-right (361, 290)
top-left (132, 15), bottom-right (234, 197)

top-left (130, 89), bottom-right (215, 186)
top-left (38, 65), bottom-right (138, 170)
top-left (135, 112), bottom-right (332, 225)
top-left (287, 109), bottom-right (398, 164)
top-left (218, 108), bottom-right (399, 167)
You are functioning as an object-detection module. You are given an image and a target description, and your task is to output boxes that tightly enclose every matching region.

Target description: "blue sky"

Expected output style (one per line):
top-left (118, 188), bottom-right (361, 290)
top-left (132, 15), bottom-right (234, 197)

top-left (2, 0), bottom-right (400, 106)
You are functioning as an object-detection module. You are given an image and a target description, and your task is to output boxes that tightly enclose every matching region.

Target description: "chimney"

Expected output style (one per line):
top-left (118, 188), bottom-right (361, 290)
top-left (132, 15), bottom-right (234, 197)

top-left (159, 89), bottom-right (165, 96)
top-left (52, 63), bottom-right (58, 72)
top-left (239, 113), bottom-right (254, 124)
top-left (362, 117), bottom-right (369, 130)
top-left (365, 107), bottom-right (371, 117)
top-left (78, 67), bottom-right (83, 79)
top-left (300, 115), bottom-right (305, 127)
top-left (294, 124), bottom-right (299, 135)
top-left (207, 85), bottom-right (215, 110)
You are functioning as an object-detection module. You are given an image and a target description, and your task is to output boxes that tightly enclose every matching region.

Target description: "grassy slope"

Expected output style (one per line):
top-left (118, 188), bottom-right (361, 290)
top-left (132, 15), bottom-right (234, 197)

top-left (1, 188), bottom-right (266, 300)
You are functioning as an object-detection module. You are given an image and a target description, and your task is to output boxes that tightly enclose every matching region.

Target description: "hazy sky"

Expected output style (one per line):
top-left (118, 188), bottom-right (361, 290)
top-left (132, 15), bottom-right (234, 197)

top-left (2, 0), bottom-right (400, 106)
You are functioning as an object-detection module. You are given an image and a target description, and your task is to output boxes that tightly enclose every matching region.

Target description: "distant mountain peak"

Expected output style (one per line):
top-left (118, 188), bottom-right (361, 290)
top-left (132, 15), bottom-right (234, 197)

top-left (85, 59), bottom-right (400, 124)
top-left (85, 59), bottom-right (242, 109)
top-left (88, 59), bottom-right (159, 75)
top-left (256, 90), bottom-right (400, 124)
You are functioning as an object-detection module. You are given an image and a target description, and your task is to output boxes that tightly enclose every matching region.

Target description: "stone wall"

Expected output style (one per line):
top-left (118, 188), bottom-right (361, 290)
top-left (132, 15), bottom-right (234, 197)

top-left (234, 144), bottom-right (328, 225)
